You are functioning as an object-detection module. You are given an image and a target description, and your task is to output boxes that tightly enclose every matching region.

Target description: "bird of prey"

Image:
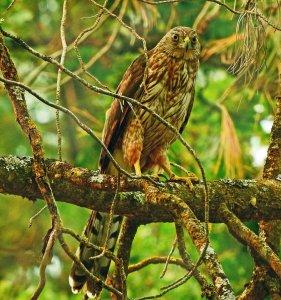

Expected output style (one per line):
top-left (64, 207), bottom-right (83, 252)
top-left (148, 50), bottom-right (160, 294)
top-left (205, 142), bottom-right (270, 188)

top-left (69, 26), bottom-right (200, 298)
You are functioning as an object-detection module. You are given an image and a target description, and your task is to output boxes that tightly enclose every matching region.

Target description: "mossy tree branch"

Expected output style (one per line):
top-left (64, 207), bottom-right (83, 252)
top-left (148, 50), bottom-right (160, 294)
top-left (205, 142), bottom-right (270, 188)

top-left (0, 155), bottom-right (281, 224)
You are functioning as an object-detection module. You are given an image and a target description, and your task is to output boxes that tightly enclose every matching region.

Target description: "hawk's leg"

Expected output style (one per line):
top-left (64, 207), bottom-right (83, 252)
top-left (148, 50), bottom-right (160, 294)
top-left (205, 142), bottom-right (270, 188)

top-left (123, 119), bottom-right (144, 177)
top-left (149, 147), bottom-right (198, 190)
top-left (134, 160), bottom-right (142, 176)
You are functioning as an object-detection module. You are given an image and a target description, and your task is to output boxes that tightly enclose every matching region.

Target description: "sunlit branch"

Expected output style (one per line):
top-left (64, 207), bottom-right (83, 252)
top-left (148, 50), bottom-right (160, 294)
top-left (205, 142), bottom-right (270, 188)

top-left (1, 155), bottom-right (281, 223)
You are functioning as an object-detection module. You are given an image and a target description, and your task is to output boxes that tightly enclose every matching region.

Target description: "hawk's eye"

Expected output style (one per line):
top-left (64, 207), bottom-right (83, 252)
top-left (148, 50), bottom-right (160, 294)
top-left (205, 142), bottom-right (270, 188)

top-left (172, 33), bottom-right (179, 42)
top-left (191, 36), bottom-right (197, 43)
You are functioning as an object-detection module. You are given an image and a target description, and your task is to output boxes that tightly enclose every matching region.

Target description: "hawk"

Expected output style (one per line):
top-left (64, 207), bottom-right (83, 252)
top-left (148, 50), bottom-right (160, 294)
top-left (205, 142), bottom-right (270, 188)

top-left (69, 26), bottom-right (200, 298)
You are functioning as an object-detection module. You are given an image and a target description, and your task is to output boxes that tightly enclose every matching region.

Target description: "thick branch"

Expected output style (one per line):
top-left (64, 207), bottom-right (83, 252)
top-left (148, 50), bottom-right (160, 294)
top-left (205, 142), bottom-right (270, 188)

top-left (0, 155), bottom-right (281, 223)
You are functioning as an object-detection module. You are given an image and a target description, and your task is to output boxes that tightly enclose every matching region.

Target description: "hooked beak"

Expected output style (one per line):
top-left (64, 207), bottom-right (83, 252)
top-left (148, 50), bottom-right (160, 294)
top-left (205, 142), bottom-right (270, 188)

top-left (184, 36), bottom-right (190, 51)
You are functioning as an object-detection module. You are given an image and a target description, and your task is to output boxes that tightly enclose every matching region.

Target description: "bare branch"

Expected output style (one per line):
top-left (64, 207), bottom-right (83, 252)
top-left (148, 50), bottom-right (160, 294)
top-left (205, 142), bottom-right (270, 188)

top-left (219, 203), bottom-right (281, 279)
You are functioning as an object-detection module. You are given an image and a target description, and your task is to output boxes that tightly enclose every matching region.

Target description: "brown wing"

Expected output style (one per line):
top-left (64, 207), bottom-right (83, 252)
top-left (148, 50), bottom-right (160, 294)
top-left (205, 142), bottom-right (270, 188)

top-left (179, 88), bottom-right (195, 134)
top-left (98, 53), bottom-right (149, 173)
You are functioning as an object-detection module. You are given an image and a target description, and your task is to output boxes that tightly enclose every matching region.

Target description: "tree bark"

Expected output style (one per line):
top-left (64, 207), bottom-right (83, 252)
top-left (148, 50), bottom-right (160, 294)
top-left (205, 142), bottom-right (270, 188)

top-left (1, 155), bottom-right (281, 223)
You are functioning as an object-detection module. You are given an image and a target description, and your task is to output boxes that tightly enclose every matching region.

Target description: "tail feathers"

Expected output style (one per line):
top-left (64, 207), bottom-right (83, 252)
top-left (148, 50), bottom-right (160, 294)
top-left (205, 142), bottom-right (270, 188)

top-left (69, 211), bottom-right (123, 298)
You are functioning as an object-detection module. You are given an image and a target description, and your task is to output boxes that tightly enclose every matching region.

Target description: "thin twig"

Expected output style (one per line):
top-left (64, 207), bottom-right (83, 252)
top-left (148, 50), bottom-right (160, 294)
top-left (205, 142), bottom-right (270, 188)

top-left (23, 0), bottom-right (121, 86)
top-left (90, 0), bottom-right (150, 93)
top-left (55, 0), bottom-right (68, 161)
top-left (31, 230), bottom-right (56, 300)
top-left (91, 0), bottom-right (148, 57)
top-left (5, 0), bottom-right (17, 13)
top-left (159, 226), bottom-right (212, 300)
top-left (160, 236), bottom-right (177, 278)
top-left (159, 222), bottom-right (211, 295)
top-left (138, 0), bottom-right (239, 15)
top-left (170, 162), bottom-right (194, 177)
top-left (73, 0), bottom-right (109, 88)
top-left (128, 256), bottom-right (188, 273)
top-left (29, 205), bottom-right (47, 228)
top-left (42, 0), bottom-right (127, 91)
top-left (173, 223), bottom-right (214, 298)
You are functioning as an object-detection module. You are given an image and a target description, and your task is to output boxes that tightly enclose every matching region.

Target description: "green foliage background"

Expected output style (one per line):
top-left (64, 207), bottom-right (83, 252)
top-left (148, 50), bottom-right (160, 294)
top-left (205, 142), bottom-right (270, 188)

top-left (0, 1), bottom-right (279, 299)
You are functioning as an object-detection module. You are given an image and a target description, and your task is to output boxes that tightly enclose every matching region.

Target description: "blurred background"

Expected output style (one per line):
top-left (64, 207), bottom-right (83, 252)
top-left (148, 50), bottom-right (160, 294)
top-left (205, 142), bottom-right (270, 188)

top-left (0, 0), bottom-right (280, 299)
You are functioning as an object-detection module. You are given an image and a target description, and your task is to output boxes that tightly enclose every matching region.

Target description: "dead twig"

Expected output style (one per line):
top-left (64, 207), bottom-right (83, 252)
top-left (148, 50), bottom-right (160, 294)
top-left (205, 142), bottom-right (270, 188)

top-left (29, 205), bottom-right (47, 228)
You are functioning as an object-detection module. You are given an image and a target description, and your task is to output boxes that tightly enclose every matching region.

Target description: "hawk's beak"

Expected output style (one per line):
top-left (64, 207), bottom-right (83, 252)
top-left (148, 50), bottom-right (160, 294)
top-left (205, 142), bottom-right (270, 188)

top-left (184, 36), bottom-right (190, 51)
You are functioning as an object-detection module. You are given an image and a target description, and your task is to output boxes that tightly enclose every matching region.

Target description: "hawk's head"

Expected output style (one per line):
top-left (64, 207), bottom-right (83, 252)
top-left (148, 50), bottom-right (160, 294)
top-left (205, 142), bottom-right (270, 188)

top-left (157, 26), bottom-right (200, 61)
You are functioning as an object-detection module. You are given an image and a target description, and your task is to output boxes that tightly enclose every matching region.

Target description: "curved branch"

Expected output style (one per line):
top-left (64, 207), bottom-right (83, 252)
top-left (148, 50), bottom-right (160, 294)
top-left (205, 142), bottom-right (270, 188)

top-left (0, 156), bottom-right (281, 223)
top-left (128, 256), bottom-right (187, 273)
top-left (219, 203), bottom-right (281, 279)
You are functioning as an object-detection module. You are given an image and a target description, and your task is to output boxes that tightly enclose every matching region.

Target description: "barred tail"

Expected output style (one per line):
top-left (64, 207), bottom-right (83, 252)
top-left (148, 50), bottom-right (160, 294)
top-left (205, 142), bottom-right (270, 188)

top-left (69, 211), bottom-right (123, 298)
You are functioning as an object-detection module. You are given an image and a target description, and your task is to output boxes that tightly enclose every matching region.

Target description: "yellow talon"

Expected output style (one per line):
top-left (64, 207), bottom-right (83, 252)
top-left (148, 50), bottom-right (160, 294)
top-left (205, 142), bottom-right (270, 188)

top-left (169, 173), bottom-right (199, 191)
top-left (149, 173), bottom-right (168, 181)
